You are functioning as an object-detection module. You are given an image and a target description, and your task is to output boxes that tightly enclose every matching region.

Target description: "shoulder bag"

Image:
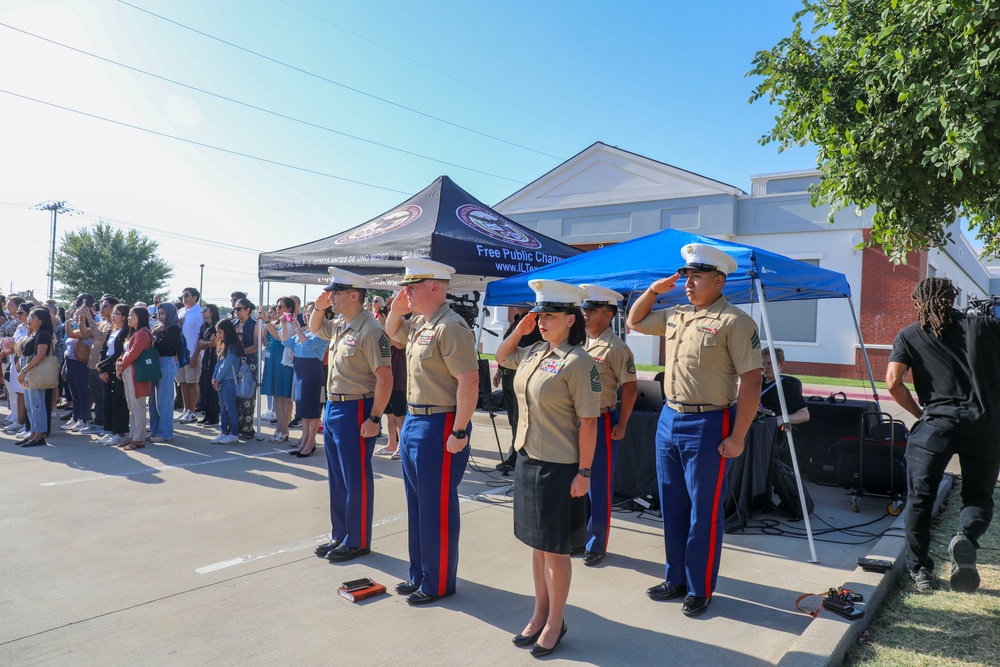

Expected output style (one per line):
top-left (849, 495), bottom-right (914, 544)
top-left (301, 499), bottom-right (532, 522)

top-left (134, 347), bottom-right (163, 383)
top-left (26, 349), bottom-right (60, 389)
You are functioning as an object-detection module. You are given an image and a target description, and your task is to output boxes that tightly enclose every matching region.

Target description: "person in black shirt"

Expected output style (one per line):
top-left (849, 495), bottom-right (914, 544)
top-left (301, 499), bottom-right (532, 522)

top-left (887, 277), bottom-right (1000, 593)
top-left (759, 347), bottom-right (810, 427)
top-left (492, 307), bottom-right (542, 471)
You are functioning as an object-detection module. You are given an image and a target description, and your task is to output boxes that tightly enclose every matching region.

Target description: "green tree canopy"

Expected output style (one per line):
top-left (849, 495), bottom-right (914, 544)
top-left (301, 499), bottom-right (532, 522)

top-left (52, 222), bottom-right (173, 305)
top-left (749, 0), bottom-right (1000, 262)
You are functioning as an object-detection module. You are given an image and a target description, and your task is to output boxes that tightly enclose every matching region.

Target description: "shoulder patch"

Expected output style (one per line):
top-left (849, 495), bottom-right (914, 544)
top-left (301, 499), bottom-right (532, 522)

top-left (625, 358), bottom-right (636, 374)
top-left (378, 334), bottom-right (390, 358)
top-left (750, 330), bottom-right (761, 350)
top-left (590, 365), bottom-right (602, 393)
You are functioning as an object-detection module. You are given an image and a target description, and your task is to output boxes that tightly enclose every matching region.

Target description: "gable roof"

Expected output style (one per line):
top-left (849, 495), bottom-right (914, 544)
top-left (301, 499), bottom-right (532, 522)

top-left (495, 142), bottom-right (746, 215)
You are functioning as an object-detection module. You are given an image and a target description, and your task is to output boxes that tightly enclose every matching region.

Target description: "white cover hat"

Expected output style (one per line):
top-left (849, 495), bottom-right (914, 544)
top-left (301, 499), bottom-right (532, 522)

top-left (678, 243), bottom-right (738, 276)
top-left (579, 284), bottom-right (624, 307)
top-left (527, 280), bottom-right (590, 313)
top-left (399, 258), bottom-right (456, 285)
top-left (324, 267), bottom-right (372, 292)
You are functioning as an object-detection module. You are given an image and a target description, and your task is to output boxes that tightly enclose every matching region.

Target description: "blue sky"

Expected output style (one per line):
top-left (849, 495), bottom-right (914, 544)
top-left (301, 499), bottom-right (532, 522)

top-left (1, 0), bottom-right (817, 305)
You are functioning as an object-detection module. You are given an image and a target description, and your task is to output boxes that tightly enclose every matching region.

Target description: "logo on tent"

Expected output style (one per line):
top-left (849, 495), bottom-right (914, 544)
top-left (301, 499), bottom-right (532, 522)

top-left (456, 204), bottom-right (541, 249)
top-left (335, 205), bottom-right (422, 245)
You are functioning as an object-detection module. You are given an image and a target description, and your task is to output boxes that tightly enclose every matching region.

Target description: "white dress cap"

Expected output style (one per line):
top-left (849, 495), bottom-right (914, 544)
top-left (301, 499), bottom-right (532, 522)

top-left (527, 279), bottom-right (591, 313)
top-left (399, 258), bottom-right (457, 285)
top-left (579, 284), bottom-right (624, 307)
top-left (324, 267), bottom-right (372, 292)
top-left (678, 243), bottom-right (738, 276)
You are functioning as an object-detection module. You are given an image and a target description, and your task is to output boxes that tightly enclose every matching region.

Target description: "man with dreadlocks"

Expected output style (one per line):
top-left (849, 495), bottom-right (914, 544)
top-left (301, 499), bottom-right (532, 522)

top-left (886, 277), bottom-right (1000, 593)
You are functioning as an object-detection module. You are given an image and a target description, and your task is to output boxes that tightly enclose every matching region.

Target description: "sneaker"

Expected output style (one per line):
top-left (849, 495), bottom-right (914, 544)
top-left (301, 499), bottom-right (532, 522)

top-left (210, 434), bottom-right (225, 444)
top-left (15, 429), bottom-right (30, 439)
top-left (80, 423), bottom-right (103, 434)
top-left (104, 435), bottom-right (124, 447)
top-left (60, 419), bottom-right (80, 431)
top-left (70, 420), bottom-right (88, 432)
top-left (175, 410), bottom-right (190, 422)
top-left (949, 533), bottom-right (980, 592)
top-left (910, 566), bottom-right (938, 592)
top-left (260, 410), bottom-right (276, 421)
top-left (183, 412), bottom-right (198, 423)
top-left (3, 422), bottom-right (24, 433)
top-left (288, 418), bottom-right (302, 429)
top-left (96, 433), bottom-right (112, 444)
top-left (222, 434), bottom-right (240, 444)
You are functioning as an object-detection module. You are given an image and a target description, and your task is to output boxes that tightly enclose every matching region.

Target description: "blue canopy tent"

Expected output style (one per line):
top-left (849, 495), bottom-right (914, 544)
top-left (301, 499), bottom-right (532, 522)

top-left (484, 229), bottom-right (880, 563)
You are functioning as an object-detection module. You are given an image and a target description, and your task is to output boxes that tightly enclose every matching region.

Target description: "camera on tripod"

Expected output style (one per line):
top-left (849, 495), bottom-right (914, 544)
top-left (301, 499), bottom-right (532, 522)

top-left (447, 291), bottom-right (481, 330)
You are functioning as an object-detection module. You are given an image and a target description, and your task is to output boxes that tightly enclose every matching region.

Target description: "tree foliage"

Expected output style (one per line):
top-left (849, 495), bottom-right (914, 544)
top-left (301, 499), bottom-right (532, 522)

top-left (749, 0), bottom-right (1000, 262)
top-left (52, 222), bottom-right (173, 305)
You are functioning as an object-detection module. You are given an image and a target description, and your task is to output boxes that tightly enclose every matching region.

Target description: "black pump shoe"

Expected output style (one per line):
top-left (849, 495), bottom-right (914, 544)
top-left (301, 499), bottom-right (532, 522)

top-left (530, 620), bottom-right (567, 657)
top-left (512, 627), bottom-right (543, 647)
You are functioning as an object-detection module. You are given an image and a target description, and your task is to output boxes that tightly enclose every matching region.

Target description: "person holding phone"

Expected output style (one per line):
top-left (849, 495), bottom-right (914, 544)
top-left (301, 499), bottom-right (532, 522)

top-left (260, 297), bottom-right (295, 443)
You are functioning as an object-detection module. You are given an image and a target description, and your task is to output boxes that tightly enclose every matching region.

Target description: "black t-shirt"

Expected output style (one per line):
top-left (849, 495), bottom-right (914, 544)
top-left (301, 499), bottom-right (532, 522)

top-left (21, 330), bottom-right (53, 358)
top-left (889, 312), bottom-right (1000, 435)
top-left (760, 375), bottom-right (805, 416)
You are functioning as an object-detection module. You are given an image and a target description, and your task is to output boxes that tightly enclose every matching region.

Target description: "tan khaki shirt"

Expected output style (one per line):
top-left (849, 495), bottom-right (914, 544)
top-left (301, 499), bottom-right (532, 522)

top-left (585, 328), bottom-right (637, 409)
top-left (634, 296), bottom-right (761, 406)
top-left (501, 341), bottom-right (601, 464)
top-left (316, 310), bottom-right (391, 395)
top-left (399, 303), bottom-right (478, 407)
top-left (88, 321), bottom-right (111, 371)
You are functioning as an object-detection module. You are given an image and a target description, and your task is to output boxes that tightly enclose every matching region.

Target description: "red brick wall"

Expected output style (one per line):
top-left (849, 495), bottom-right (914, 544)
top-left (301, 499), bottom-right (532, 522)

top-left (859, 229), bottom-right (927, 346)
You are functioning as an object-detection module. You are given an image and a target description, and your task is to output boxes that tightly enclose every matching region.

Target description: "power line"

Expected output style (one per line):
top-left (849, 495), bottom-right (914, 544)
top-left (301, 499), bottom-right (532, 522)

top-left (275, 0), bottom-right (596, 142)
top-left (69, 212), bottom-right (264, 255)
top-left (0, 21), bottom-right (526, 185)
top-left (116, 0), bottom-right (562, 160)
top-left (0, 88), bottom-right (412, 195)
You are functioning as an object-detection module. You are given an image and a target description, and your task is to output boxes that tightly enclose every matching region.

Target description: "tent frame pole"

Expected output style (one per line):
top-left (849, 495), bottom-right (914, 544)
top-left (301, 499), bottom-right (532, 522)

top-left (256, 281), bottom-right (264, 441)
top-left (473, 303), bottom-right (506, 465)
top-left (848, 296), bottom-right (881, 409)
top-left (755, 278), bottom-right (818, 563)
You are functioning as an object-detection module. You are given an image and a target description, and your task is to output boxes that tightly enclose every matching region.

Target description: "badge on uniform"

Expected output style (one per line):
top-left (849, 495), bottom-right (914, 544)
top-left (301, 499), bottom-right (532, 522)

top-left (593, 356), bottom-right (605, 364)
top-left (696, 325), bottom-right (718, 335)
top-left (344, 335), bottom-right (357, 348)
top-left (417, 331), bottom-right (435, 345)
top-left (540, 358), bottom-right (565, 374)
top-left (626, 358), bottom-right (636, 374)
top-left (590, 365), bottom-right (602, 392)
top-left (378, 335), bottom-right (390, 358)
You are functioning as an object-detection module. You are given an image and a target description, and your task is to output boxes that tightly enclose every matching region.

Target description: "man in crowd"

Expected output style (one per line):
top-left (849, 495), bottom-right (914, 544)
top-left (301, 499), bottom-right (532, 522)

top-left (627, 243), bottom-right (762, 617)
top-left (76, 294), bottom-right (118, 436)
top-left (177, 287), bottom-right (203, 423)
top-left (574, 284), bottom-right (637, 566)
top-left (886, 277), bottom-right (1000, 593)
top-left (759, 347), bottom-right (810, 427)
top-left (385, 258), bottom-right (479, 605)
top-left (310, 268), bottom-right (392, 563)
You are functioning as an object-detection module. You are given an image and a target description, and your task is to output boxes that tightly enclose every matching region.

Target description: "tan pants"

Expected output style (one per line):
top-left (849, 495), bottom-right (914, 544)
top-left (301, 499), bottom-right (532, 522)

top-left (123, 366), bottom-right (147, 442)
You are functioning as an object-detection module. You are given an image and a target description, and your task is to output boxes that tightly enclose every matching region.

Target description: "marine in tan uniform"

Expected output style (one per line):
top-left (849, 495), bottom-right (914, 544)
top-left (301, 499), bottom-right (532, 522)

top-left (496, 279), bottom-right (599, 657)
top-left (626, 243), bottom-right (762, 617)
top-left (573, 284), bottom-right (637, 565)
top-left (384, 258), bottom-right (480, 606)
top-left (309, 267), bottom-right (392, 563)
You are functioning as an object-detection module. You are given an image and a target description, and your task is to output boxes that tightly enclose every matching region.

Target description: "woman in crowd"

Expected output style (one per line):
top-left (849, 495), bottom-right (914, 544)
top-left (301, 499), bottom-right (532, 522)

top-left (259, 297), bottom-right (294, 443)
top-left (1, 297), bottom-right (27, 433)
top-left (49, 303), bottom-right (70, 412)
top-left (370, 295), bottom-right (386, 325)
top-left (148, 302), bottom-right (181, 442)
top-left (211, 318), bottom-right (244, 445)
top-left (197, 304), bottom-right (221, 427)
top-left (62, 300), bottom-right (95, 431)
top-left (15, 306), bottom-right (56, 447)
top-left (283, 315), bottom-right (326, 457)
top-left (96, 304), bottom-right (130, 447)
top-left (115, 306), bottom-right (153, 450)
top-left (4, 303), bottom-right (32, 437)
top-left (232, 298), bottom-right (258, 440)
top-left (495, 280), bottom-right (598, 658)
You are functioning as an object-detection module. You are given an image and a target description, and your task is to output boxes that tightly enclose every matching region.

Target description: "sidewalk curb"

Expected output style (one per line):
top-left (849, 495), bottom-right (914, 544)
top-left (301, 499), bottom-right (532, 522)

top-left (777, 473), bottom-right (954, 667)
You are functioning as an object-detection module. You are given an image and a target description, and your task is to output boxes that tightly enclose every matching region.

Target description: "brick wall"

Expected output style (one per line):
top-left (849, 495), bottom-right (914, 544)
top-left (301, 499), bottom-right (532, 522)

top-left (859, 229), bottom-right (927, 346)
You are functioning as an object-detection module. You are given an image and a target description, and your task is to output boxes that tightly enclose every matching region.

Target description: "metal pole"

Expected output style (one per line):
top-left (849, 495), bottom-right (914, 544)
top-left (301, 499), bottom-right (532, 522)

top-left (199, 264), bottom-right (205, 299)
top-left (49, 207), bottom-right (57, 298)
top-left (848, 296), bottom-right (881, 409)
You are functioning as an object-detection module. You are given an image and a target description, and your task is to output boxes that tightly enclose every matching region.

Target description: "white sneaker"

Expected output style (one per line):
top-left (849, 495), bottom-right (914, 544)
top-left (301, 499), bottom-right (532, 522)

top-left (175, 410), bottom-right (189, 422)
top-left (96, 433), bottom-right (111, 444)
top-left (260, 410), bottom-right (276, 421)
top-left (60, 419), bottom-right (79, 431)
top-left (104, 435), bottom-right (123, 446)
top-left (2, 422), bottom-right (23, 433)
top-left (210, 434), bottom-right (225, 444)
top-left (15, 429), bottom-right (30, 439)
top-left (222, 434), bottom-right (240, 444)
top-left (80, 423), bottom-right (103, 434)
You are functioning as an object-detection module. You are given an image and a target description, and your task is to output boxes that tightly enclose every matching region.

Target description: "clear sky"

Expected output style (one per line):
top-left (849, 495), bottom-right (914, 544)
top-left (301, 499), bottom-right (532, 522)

top-left (1, 0), bottom-right (818, 306)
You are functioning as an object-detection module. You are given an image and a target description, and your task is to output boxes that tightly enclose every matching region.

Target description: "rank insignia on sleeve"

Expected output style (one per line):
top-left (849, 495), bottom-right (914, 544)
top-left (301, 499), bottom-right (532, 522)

top-left (750, 330), bottom-right (761, 350)
top-left (378, 335), bottom-right (390, 358)
top-left (626, 358), bottom-right (636, 374)
top-left (590, 365), bottom-right (602, 392)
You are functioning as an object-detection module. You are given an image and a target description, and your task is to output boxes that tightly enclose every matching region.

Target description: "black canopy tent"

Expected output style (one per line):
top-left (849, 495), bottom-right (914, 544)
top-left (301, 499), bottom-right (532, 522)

top-left (258, 175), bottom-right (582, 291)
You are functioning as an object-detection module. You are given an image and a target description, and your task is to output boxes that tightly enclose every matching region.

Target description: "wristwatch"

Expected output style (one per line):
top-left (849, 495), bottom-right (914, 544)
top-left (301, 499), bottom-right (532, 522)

top-left (577, 468), bottom-right (592, 478)
top-left (368, 415), bottom-right (381, 424)
top-left (451, 429), bottom-right (468, 439)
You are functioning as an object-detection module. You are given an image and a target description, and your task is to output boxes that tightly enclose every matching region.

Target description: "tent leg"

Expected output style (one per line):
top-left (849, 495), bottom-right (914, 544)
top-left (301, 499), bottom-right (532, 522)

top-left (472, 302), bottom-right (506, 465)
top-left (848, 296), bottom-right (881, 410)
top-left (756, 279), bottom-right (818, 563)
top-left (256, 282), bottom-right (264, 441)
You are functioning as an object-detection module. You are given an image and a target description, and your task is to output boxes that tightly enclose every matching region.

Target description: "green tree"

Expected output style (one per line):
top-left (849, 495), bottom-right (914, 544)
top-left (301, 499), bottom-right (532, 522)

top-left (52, 222), bottom-right (173, 305)
top-left (749, 1), bottom-right (1000, 262)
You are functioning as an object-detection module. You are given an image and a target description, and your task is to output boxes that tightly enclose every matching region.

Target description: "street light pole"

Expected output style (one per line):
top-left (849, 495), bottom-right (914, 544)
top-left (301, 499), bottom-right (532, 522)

top-left (199, 264), bottom-right (205, 299)
top-left (34, 200), bottom-right (76, 299)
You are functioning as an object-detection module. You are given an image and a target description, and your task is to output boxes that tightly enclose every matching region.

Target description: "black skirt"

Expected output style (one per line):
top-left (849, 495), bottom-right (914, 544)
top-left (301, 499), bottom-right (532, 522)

top-left (513, 450), bottom-right (581, 554)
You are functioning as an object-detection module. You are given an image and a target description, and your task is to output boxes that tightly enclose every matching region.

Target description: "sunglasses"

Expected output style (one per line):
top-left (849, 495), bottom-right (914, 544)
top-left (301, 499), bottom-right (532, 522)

top-left (234, 307), bottom-right (247, 311)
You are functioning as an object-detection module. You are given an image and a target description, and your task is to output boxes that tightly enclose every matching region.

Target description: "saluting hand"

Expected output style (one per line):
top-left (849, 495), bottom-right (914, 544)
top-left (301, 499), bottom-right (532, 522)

top-left (389, 293), bottom-right (411, 317)
top-left (314, 291), bottom-right (332, 310)
top-left (514, 312), bottom-right (537, 336)
top-left (649, 273), bottom-right (682, 295)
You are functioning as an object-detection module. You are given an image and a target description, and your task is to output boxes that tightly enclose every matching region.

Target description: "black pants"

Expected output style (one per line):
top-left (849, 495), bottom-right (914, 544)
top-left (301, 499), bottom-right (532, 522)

top-left (89, 368), bottom-right (105, 426)
top-left (199, 363), bottom-right (219, 423)
top-left (103, 375), bottom-right (130, 435)
top-left (904, 420), bottom-right (1000, 571)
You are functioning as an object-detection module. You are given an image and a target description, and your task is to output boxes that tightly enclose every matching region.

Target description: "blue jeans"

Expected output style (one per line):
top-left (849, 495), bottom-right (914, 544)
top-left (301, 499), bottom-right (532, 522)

top-left (149, 357), bottom-right (179, 438)
top-left (66, 358), bottom-right (91, 422)
top-left (218, 378), bottom-right (238, 436)
top-left (25, 388), bottom-right (48, 434)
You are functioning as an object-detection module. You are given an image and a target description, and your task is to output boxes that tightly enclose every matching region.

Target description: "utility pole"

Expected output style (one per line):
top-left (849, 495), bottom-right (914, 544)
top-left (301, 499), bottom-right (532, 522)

top-left (34, 200), bottom-right (77, 299)
top-left (199, 264), bottom-right (205, 300)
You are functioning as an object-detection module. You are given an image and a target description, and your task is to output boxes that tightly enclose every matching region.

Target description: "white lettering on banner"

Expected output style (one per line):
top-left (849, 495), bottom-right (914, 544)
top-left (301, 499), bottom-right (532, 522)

top-left (476, 244), bottom-right (501, 258)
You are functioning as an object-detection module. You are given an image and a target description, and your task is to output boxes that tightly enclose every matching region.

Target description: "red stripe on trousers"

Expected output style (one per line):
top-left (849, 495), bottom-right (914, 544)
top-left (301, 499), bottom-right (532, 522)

top-left (438, 412), bottom-right (456, 596)
top-left (603, 415), bottom-right (613, 552)
top-left (705, 408), bottom-right (730, 598)
top-left (357, 400), bottom-right (369, 548)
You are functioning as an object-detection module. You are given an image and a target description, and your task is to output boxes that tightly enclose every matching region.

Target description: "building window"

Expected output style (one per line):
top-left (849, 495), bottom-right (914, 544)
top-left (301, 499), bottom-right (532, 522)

top-left (927, 265), bottom-right (937, 277)
top-left (760, 259), bottom-right (819, 343)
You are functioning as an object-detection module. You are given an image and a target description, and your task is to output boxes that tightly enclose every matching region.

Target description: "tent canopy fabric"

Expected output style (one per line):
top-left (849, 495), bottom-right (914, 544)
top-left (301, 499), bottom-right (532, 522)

top-left (258, 176), bottom-right (582, 292)
top-left (483, 229), bottom-right (852, 307)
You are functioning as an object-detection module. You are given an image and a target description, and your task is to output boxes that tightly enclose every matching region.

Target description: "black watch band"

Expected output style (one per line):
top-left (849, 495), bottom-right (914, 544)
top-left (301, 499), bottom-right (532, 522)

top-left (578, 468), bottom-right (592, 478)
top-left (451, 429), bottom-right (468, 439)
top-left (368, 415), bottom-right (381, 424)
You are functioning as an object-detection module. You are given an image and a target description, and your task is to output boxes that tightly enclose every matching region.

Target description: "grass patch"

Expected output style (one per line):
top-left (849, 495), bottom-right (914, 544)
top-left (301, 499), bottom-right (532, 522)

top-left (845, 480), bottom-right (1000, 667)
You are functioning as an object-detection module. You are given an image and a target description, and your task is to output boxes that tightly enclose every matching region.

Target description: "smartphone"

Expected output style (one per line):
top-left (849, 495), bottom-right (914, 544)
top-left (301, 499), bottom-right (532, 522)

top-left (342, 577), bottom-right (375, 592)
top-left (822, 599), bottom-right (864, 620)
top-left (283, 313), bottom-right (293, 323)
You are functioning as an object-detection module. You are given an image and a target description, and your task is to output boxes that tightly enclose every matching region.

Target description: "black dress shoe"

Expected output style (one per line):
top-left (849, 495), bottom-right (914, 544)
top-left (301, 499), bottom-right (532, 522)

top-left (568, 546), bottom-right (585, 557)
top-left (314, 540), bottom-right (341, 557)
top-left (326, 544), bottom-right (370, 562)
top-left (15, 435), bottom-right (34, 446)
top-left (406, 589), bottom-right (443, 605)
top-left (583, 551), bottom-right (605, 567)
top-left (646, 581), bottom-right (687, 601)
top-left (21, 438), bottom-right (47, 448)
top-left (295, 447), bottom-right (315, 458)
top-left (395, 580), bottom-right (420, 595)
top-left (681, 595), bottom-right (711, 617)
top-left (530, 620), bottom-right (567, 657)
top-left (512, 627), bottom-right (543, 647)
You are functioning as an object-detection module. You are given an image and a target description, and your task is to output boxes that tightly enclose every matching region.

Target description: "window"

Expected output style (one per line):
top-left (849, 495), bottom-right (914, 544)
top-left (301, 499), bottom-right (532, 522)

top-left (760, 259), bottom-right (819, 343)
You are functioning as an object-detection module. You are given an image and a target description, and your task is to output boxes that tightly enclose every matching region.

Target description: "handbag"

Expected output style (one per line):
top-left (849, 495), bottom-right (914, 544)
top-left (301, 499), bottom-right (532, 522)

top-left (281, 346), bottom-right (295, 368)
top-left (234, 358), bottom-right (257, 399)
top-left (26, 352), bottom-right (59, 389)
top-left (134, 347), bottom-right (163, 383)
